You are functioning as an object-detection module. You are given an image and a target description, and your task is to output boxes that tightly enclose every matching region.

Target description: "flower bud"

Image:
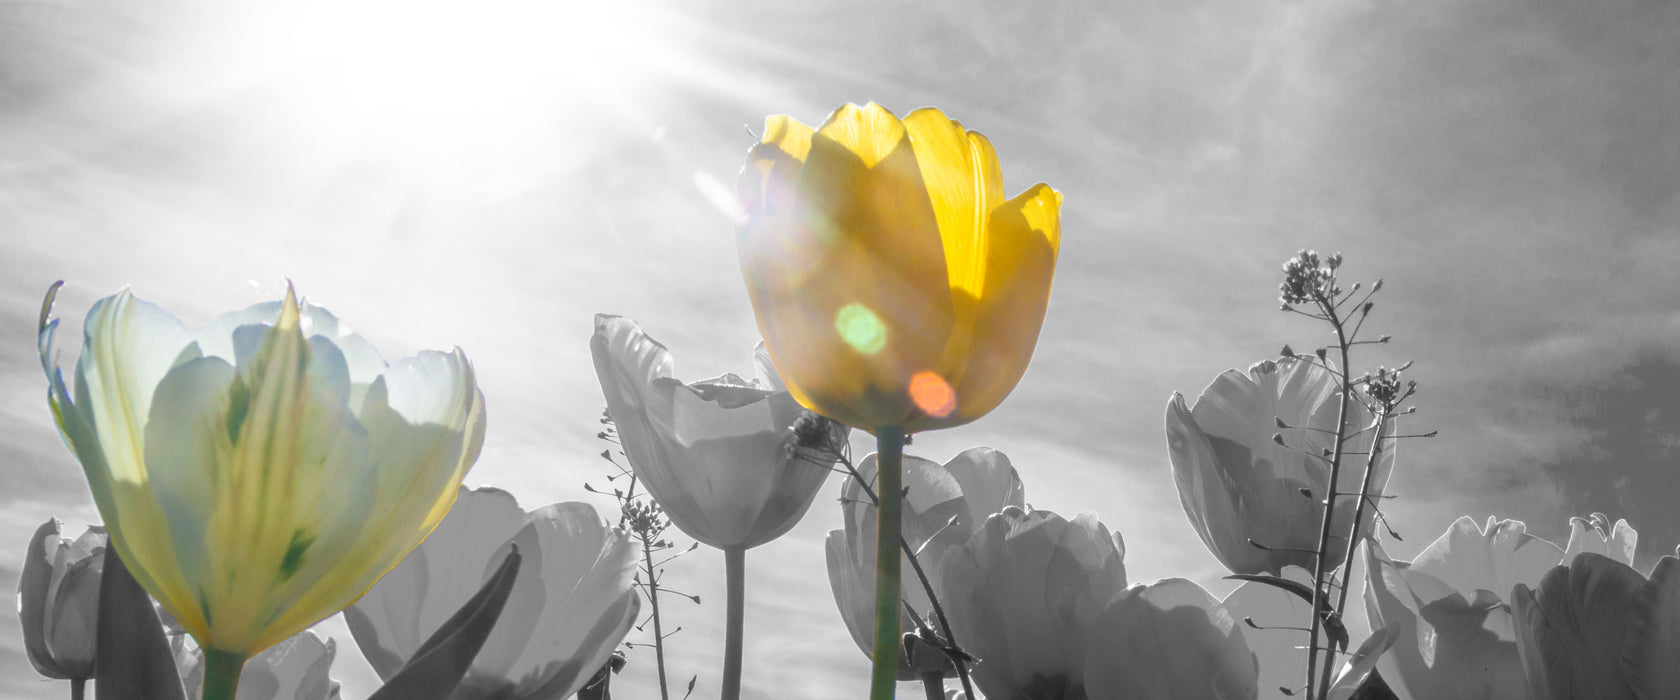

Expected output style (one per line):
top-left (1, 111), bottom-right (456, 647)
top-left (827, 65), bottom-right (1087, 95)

top-left (17, 519), bottom-right (107, 681)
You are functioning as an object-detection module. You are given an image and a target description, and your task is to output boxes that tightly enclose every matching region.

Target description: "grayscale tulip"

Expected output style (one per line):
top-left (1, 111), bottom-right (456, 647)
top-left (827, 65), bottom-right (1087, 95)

top-left (826, 447), bottom-right (1024, 678)
top-left (1511, 552), bottom-right (1680, 700)
top-left (1167, 357), bottom-right (1391, 575)
top-left (938, 506), bottom-right (1127, 700)
top-left (1364, 516), bottom-right (1575, 700)
top-left (18, 519), bottom-right (106, 682)
top-left (1083, 578), bottom-right (1259, 699)
top-left (346, 486), bottom-right (640, 700)
top-left (591, 315), bottom-right (839, 550)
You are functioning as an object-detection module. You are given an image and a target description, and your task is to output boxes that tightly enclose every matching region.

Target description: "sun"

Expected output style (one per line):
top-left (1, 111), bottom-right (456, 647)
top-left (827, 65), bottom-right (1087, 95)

top-left (210, 0), bottom-right (674, 175)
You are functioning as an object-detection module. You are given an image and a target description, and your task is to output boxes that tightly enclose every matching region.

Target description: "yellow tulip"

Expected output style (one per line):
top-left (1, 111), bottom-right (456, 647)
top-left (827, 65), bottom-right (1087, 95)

top-left (736, 102), bottom-right (1061, 433)
top-left (37, 283), bottom-right (486, 689)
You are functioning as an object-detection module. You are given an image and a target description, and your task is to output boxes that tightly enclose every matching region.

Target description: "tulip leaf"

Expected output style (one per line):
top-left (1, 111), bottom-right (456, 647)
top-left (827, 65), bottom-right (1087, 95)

top-left (368, 546), bottom-right (522, 700)
top-left (1328, 625), bottom-right (1399, 700)
top-left (1225, 574), bottom-right (1349, 651)
top-left (95, 545), bottom-right (187, 700)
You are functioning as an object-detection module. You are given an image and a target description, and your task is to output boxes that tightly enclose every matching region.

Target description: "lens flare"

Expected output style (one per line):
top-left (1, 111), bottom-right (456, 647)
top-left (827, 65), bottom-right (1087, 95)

top-left (835, 303), bottom-right (886, 355)
top-left (909, 371), bottom-right (956, 418)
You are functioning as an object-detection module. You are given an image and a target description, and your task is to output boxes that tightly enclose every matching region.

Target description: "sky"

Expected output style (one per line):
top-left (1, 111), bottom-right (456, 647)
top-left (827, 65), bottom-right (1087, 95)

top-left (1, 0), bottom-right (1677, 698)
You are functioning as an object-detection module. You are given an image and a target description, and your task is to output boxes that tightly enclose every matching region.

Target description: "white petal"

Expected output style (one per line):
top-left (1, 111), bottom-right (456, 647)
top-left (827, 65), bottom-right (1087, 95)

top-left (1562, 515), bottom-right (1639, 568)
top-left (74, 290), bottom-right (195, 485)
top-left (1410, 516), bottom-right (1562, 601)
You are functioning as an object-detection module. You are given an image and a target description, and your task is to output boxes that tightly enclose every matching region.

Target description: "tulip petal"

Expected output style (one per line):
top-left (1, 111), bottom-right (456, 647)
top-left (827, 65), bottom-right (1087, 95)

top-left (370, 547), bottom-right (522, 700)
top-left (1562, 515), bottom-right (1639, 568)
top-left (1168, 358), bottom-right (1393, 576)
top-left (1411, 516), bottom-right (1563, 605)
top-left (594, 315), bottom-right (831, 549)
top-left (900, 108), bottom-right (1004, 299)
top-left (759, 102), bottom-right (952, 427)
top-left (20, 519), bottom-right (73, 679)
top-left (943, 447), bottom-right (1027, 534)
top-left (1084, 579), bottom-right (1259, 700)
top-left (946, 181), bottom-right (1061, 427)
top-left (346, 486), bottom-right (529, 680)
top-left (1622, 556), bottom-right (1680, 700)
top-left (74, 291), bottom-right (196, 485)
top-left (1512, 554), bottom-right (1643, 700)
top-left (1365, 531), bottom-right (1551, 700)
top-left (484, 503), bottom-right (639, 698)
top-left (1327, 625), bottom-right (1400, 700)
top-left (751, 341), bottom-right (786, 392)
top-left (1224, 566), bottom-right (1316, 700)
top-left (46, 553), bottom-right (103, 678)
top-left (590, 316), bottom-right (719, 544)
top-left (941, 508), bottom-right (1126, 699)
top-left (1167, 391), bottom-right (1263, 574)
top-left (327, 350), bottom-right (485, 636)
top-left (56, 291), bottom-right (197, 615)
top-left (825, 530), bottom-right (880, 664)
top-left (140, 354), bottom-right (237, 631)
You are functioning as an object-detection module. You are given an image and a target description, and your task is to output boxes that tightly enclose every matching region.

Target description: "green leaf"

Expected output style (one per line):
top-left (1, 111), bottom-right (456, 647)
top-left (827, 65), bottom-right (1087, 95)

top-left (95, 545), bottom-right (187, 700)
top-left (1225, 573), bottom-right (1349, 651)
top-left (368, 545), bottom-right (523, 700)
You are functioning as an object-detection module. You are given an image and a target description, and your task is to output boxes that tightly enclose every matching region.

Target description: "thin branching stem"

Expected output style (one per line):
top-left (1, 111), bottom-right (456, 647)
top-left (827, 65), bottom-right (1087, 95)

top-left (1332, 406), bottom-right (1392, 623)
top-left (1304, 291), bottom-right (1353, 700)
top-left (641, 533), bottom-right (672, 700)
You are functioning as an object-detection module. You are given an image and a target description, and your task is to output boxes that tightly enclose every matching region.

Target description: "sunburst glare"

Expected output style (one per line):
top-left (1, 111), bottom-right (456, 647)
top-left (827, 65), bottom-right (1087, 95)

top-left (191, 0), bottom-right (681, 177)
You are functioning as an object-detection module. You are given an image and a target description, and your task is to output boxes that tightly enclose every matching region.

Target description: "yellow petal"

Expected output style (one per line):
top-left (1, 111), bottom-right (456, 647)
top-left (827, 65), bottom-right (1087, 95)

top-left (901, 108), bottom-right (1004, 298)
top-left (768, 103), bottom-right (953, 426)
top-left (943, 183), bottom-right (1061, 425)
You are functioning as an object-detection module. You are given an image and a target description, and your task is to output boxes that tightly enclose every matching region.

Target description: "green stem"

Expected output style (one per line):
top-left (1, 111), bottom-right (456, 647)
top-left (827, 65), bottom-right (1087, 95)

top-left (920, 671), bottom-right (945, 700)
top-left (869, 426), bottom-right (906, 700)
top-left (200, 648), bottom-right (246, 700)
top-left (721, 546), bottom-right (746, 700)
top-left (69, 678), bottom-right (85, 700)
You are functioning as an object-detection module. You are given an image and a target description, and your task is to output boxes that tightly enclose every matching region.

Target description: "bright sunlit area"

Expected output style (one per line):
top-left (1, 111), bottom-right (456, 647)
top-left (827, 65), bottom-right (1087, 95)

top-left (2, 0), bottom-right (1676, 699)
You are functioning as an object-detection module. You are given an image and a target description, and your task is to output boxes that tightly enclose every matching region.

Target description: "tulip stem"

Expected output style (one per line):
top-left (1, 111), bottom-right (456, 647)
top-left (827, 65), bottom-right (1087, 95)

top-left (920, 671), bottom-right (945, 700)
top-left (869, 426), bottom-right (906, 700)
top-left (69, 678), bottom-right (85, 700)
top-left (829, 435), bottom-right (977, 700)
top-left (200, 648), bottom-right (245, 700)
top-left (721, 546), bottom-right (746, 700)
